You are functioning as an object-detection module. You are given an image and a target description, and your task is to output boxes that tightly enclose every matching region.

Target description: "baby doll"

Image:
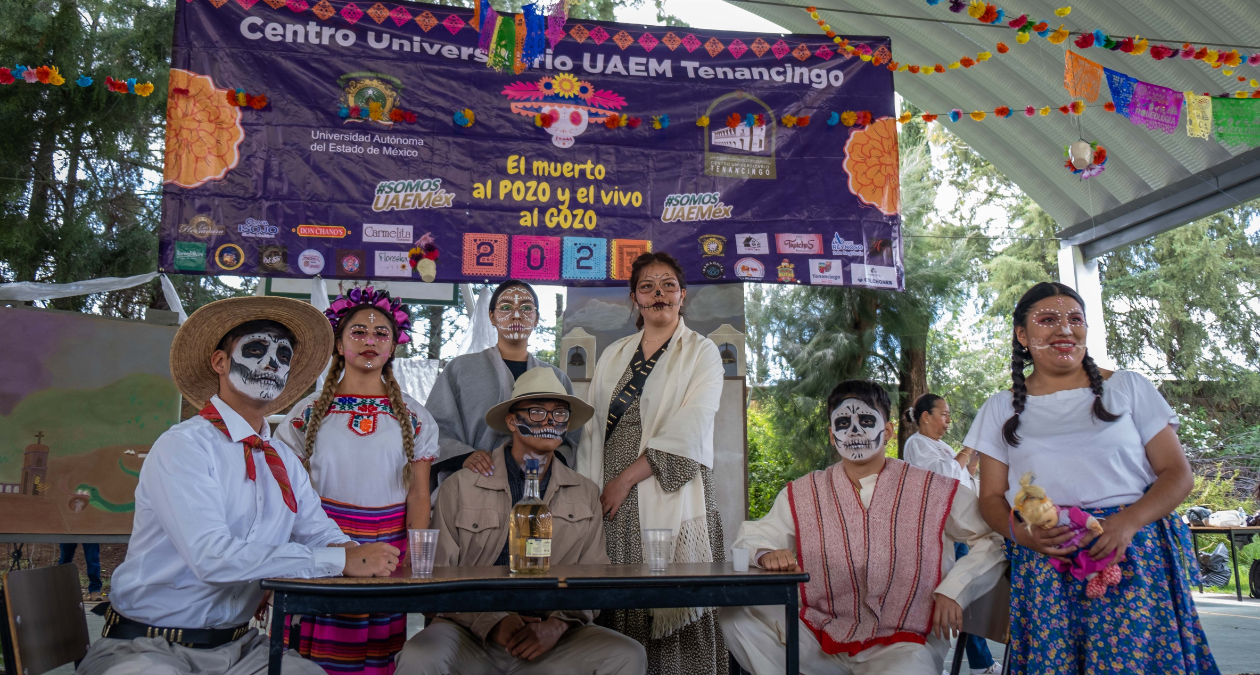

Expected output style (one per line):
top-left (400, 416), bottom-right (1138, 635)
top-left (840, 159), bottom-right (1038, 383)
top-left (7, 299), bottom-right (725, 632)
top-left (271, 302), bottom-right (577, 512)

top-left (1013, 473), bottom-right (1122, 598)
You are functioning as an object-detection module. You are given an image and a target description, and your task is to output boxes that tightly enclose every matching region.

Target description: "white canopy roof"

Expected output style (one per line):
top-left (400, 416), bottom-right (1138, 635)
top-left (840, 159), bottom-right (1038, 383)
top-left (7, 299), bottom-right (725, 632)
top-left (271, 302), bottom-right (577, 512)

top-left (730, 0), bottom-right (1260, 255)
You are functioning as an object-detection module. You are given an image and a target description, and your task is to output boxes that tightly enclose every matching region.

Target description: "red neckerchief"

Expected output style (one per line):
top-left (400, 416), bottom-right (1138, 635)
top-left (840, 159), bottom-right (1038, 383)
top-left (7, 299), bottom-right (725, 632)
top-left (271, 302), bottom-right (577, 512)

top-left (199, 402), bottom-right (297, 513)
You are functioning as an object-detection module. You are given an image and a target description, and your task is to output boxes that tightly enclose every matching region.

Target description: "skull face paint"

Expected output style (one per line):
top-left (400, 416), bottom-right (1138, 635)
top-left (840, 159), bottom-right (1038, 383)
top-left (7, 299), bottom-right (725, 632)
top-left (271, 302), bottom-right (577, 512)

top-left (830, 398), bottom-right (886, 462)
top-left (1021, 296), bottom-right (1088, 365)
top-left (493, 288), bottom-right (538, 341)
top-left (228, 332), bottom-right (292, 401)
top-left (511, 404), bottom-right (570, 440)
top-left (633, 267), bottom-right (683, 317)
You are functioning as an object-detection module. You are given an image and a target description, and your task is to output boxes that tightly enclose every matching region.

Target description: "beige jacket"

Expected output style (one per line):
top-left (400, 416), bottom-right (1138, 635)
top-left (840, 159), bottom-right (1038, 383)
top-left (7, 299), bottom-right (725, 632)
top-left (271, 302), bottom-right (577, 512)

top-left (433, 443), bottom-right (608, 640)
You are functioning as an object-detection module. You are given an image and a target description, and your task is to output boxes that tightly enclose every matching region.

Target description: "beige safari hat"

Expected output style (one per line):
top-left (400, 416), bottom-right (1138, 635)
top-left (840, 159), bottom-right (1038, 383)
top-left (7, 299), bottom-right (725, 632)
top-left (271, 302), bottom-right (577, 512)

top-left (169, 296), bottom-right (334, 416)
top-left (484, 367), bottom-right (594, 433)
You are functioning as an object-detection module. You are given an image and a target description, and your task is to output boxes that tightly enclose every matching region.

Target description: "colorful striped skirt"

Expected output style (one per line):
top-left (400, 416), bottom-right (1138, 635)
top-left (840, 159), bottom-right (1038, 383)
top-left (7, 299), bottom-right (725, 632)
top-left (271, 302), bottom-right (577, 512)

top-left (294, 499), bottom-right (408, 675)
top-left (1006, 506), bottom-right (1219, 675)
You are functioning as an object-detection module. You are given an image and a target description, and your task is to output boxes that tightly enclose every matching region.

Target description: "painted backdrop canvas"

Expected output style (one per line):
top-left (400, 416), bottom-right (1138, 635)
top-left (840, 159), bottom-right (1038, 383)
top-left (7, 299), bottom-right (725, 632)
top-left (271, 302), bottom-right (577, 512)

top-left (0, 307), bottom-right (179, 535)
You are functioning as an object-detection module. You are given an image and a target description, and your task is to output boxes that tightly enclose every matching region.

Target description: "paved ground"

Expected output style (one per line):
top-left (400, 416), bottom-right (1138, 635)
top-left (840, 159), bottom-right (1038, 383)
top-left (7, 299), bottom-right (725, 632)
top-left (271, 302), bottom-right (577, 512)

top-left (26, 593), bottom-right (1259, 674)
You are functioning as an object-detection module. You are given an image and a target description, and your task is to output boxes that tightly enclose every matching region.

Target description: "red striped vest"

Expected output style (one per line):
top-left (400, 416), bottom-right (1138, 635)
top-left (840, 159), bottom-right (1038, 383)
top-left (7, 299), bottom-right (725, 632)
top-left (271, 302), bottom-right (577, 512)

top-left (787, 458), bottom-right (958, 656)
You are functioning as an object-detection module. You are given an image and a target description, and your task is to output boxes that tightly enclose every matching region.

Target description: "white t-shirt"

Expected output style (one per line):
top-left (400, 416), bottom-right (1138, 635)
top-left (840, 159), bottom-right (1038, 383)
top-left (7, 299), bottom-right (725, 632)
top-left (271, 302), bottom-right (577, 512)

top-left (277, 391), bottom-right (439, 507)
top-left (904, 432), bottom-right (980, 494)
top-left (964, 370), bottom-right (1177, 509)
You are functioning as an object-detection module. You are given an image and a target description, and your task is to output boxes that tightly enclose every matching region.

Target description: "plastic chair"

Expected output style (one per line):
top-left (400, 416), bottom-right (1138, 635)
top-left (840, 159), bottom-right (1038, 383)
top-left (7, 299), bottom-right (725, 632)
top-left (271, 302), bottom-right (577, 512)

top-left (949, 573), bottom-right (1011, 675)
top-left (1, 563), bottom-right (91, 675)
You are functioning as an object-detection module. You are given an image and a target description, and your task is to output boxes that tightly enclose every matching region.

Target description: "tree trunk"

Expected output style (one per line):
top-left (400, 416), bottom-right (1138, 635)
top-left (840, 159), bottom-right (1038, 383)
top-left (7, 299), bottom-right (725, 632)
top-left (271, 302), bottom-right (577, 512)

top-left (426, 305), bottom-right (443, 360)
top-left (897, 341), bottom-right (927, 459)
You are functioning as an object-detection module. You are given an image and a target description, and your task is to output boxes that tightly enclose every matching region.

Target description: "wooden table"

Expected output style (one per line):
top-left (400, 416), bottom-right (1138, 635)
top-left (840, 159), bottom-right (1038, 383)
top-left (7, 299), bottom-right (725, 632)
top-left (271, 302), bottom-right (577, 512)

top-left (261, 562), bottom-right (808, 675)
top-left (1188, 525), bottom-right (1260, 602)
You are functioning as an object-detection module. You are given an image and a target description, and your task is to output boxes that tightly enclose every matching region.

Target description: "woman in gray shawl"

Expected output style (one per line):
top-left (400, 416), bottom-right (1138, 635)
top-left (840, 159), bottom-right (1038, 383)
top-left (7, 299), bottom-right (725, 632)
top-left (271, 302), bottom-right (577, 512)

top-left (426, 280), bottom-right (577, 485)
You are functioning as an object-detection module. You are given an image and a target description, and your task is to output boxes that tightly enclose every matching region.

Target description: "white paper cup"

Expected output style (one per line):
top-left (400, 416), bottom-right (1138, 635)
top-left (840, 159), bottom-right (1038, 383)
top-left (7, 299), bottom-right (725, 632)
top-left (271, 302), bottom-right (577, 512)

top-left (642, 529), bottom-right (673, 571)
top-left (732, 547), bottom-right (750, 572)
top-left (408, 529), bottom-right (439, 574)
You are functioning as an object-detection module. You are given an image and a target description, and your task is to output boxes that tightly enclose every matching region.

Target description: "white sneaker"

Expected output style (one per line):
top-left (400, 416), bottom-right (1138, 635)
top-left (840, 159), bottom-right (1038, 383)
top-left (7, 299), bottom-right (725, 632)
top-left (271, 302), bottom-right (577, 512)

top-left (971, 666), bottom-right (1002, 674)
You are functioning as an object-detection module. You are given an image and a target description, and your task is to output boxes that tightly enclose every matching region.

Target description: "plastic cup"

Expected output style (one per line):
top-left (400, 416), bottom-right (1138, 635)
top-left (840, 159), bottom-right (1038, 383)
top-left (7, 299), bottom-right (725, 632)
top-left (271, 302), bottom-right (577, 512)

top-left (642, 529), bottom-right (674, 571)
top-left (732, 547), bottom-right (750, 572)
top-left (408, 529), bottom-right (439, 574)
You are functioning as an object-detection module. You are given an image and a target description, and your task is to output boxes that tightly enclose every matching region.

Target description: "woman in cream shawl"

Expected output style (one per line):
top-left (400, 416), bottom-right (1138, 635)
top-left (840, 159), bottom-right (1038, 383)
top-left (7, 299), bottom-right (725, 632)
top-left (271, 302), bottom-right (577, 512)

top-left (578, 251), bottom-right (727, 675)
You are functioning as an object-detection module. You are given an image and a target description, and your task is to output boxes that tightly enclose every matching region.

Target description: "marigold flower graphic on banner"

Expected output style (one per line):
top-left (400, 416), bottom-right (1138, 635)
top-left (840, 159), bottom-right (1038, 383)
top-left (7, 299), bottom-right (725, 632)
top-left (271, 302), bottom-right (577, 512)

top-left (163, 69), bottom-right (243, 189)
top-left (842, 117), bottom-right (899, 215)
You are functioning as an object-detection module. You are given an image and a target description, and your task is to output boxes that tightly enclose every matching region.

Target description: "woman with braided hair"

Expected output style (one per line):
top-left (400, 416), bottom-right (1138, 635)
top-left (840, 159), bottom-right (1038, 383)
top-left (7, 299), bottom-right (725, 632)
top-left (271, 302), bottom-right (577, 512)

top-left (277, 286), bottom-right (439, 675)
top-left (966, 282), bottom-right (1217, 675)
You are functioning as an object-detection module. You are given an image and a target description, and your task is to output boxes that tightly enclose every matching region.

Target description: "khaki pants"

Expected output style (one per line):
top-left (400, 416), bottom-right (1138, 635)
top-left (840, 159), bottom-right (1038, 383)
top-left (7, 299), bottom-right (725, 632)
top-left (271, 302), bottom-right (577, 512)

top-left (395, 618), bottom-right (646, 675)
top-left (76, 630), bottom-right (323, 675)
top-left (719, 606), bottom-right (943, 675)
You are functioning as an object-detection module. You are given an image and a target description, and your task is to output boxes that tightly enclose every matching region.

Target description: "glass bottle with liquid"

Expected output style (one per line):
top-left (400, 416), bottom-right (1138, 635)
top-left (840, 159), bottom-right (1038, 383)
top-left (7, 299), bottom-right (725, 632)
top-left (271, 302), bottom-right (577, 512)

top-left (509, 457), bottom-right (553, 574)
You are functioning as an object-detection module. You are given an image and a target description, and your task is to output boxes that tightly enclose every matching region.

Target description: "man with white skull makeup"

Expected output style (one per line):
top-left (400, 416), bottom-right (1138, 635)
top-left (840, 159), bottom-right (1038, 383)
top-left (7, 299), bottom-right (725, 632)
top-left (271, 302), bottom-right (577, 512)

top-left (396, 367), bottom-right (647, 675)
top-left (720, 380), bottom-right (1005, 675)
top-left (78, 298), bottom-right (400, 675)
top-left (426, 280), bottom-right (578, 485)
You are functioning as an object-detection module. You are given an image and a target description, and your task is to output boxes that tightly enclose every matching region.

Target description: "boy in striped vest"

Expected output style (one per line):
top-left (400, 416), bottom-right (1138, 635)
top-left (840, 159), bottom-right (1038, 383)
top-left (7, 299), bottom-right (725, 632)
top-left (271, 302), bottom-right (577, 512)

top-left (720, 380), bottom-right (1006, 675)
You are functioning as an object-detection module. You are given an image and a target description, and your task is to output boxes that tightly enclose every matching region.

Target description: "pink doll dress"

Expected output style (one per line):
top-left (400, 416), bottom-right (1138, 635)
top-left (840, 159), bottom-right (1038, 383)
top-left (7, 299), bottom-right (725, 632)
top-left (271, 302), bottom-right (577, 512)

top-left (1048, 505), bottom-right (1117, 580)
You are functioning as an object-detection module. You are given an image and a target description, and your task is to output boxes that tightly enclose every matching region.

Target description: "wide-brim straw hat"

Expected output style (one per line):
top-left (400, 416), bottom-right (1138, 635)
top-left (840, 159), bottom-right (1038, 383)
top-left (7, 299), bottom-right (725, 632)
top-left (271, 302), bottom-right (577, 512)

top-left (170, 296), bottom-right (334, 416)
top-left (485, 367), bottom-right (594, 433)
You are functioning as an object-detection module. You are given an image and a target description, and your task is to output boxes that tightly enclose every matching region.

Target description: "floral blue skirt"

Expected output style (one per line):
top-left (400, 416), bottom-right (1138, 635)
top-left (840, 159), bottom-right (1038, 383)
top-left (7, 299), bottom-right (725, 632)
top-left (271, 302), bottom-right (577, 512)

top-left (1007, 507), bottom-right (1219, 675)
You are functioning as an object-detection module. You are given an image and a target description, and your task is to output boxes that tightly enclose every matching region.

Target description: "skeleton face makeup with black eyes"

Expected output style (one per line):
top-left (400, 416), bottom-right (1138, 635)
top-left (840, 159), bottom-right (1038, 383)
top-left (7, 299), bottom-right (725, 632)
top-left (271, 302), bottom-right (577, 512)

top-left (228, 332), bottom-right (292, 401)
top-left (830, 398), bottom-right (886, 462)
top-left (493, 287), bottom-right (538, 341)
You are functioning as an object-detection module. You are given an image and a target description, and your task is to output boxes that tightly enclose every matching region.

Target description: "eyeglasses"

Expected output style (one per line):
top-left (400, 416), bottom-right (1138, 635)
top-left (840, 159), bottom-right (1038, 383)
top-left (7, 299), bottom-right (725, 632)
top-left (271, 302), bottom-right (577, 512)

top-left (512, 407), bottom-right (571, 423)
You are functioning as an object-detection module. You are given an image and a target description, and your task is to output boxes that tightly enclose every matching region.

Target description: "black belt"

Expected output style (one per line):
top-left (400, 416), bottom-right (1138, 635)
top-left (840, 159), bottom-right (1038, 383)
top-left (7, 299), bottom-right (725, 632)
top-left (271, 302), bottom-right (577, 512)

top-left (98, 604), bottom-right (252, 649)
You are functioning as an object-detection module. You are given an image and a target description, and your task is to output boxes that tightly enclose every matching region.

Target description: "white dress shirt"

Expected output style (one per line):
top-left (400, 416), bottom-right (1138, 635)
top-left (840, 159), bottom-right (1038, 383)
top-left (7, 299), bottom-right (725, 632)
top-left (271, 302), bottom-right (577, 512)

top-left (737, 473), bottom-right (1005, 609)
top-left (904, 432), bottom-right (980, 494)
top-left (109, 396), bottom-right (351, 629)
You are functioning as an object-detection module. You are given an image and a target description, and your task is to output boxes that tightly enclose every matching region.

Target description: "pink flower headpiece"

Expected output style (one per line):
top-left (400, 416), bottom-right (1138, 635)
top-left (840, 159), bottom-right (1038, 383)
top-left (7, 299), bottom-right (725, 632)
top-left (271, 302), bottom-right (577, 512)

top-left (325, 286), bottom-right (413, 344)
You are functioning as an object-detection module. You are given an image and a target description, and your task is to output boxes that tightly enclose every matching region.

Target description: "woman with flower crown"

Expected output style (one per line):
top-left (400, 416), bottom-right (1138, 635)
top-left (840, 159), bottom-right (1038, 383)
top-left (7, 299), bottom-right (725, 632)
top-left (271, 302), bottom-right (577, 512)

top-left (277, 286), bottom-right (440, 675)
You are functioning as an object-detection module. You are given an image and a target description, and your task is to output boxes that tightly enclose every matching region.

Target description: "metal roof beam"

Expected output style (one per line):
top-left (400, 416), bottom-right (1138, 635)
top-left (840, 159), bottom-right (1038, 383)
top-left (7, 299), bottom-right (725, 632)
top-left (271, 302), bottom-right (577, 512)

top-left (1058, 146), bottom-right (1260, 259)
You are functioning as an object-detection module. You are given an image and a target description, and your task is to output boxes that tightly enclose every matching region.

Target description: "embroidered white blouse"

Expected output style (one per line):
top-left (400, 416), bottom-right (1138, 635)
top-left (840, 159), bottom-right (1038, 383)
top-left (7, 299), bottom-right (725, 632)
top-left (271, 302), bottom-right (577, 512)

top-left (904, 432), bottom-right (980, 494)
top-left (277, 391), bottom-right (440, 507)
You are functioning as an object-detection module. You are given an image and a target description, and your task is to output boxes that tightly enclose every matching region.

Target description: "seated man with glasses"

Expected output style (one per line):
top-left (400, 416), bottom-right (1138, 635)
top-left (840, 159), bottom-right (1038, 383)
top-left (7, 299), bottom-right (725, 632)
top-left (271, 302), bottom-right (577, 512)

top-left (395, 367), bottom-right (646, 675)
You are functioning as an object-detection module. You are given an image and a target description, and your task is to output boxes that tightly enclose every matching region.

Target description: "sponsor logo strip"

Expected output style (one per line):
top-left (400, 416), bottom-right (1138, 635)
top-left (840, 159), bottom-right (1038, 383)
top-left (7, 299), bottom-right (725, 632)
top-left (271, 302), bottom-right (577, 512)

top-left (374, 250), bottom-right (412, 278)
top-left (776, 233), bottom-right (824, 255)
top-left (734, 257), bottom-right (765, 280)
top-left (362, 223), bottom-right (414, 244)
top-left (808, 259), bottom-right (845, 286)
top-left (296, 225), bottom-right (348, 238)
top-left (735, 233), bottom-right (769, 255)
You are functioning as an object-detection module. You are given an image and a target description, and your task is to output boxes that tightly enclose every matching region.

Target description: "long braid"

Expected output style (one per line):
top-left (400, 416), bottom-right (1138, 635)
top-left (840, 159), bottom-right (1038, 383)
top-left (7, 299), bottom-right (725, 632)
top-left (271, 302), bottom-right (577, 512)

top-left (381, 361), bottom-right (416, 487)
top-left (1082, 352), bottom-right (1120, 423)
top-left (302, 354), bottom-right (345, 467)
top-left (1002, 338), bottom-right (1030, 447)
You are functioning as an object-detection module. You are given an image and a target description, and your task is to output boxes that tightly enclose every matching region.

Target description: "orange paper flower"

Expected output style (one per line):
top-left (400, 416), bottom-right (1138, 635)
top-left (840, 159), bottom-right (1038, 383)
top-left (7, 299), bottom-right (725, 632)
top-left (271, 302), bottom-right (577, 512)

top-left (842, 117), bottom-right (899, 216)
top-left (164, 69), bottom-right (244, 189)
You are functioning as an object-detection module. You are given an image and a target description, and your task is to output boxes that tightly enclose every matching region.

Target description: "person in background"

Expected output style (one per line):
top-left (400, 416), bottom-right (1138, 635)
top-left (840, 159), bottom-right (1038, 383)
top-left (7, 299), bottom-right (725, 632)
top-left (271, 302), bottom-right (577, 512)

top-left (721, 380), bottom-right (1005, 675)
top-left (77, 297), bottom-right (398, 675)
top-left (59, 542), bottom-right (104, 602)
top-left (426, 280), bottom-right (577, 483)
top-left (578, 251), bottom-right (727, 675)
top-left (968, 282), bottom-right (1217, 675)
top-left (278, 286), bottom-right (439, 675)
top-left (395, 367), bottom-right (645, 675)
top-left (903, 393), bottom-right (1000, 675)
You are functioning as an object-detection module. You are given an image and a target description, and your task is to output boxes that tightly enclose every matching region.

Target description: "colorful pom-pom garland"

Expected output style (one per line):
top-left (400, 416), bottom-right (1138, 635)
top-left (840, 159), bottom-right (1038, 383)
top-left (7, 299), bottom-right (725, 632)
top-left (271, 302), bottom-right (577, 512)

top-left (226, 89), bottom-right (267, 109)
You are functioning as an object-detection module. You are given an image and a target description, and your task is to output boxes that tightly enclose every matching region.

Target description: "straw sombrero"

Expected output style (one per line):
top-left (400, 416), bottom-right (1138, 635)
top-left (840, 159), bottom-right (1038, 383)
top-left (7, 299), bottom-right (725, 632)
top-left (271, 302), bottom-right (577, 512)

top-left (169, 296), bottom-right (334, 416)
top-left (485, 367), bottom-right (594, 433)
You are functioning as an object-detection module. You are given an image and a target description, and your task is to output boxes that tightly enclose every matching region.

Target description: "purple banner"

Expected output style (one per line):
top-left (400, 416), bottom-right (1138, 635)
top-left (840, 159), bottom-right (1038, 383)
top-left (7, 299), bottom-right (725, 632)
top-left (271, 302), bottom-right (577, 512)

top-left (160, 0), bottom-right (902, 289)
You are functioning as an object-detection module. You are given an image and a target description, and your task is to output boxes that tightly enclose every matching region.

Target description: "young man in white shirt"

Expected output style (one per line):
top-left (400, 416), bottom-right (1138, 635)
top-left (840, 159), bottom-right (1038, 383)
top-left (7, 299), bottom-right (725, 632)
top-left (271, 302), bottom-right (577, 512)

top-left (719, 380), bottom-right (1006, 675)
top-left (78, 297), bottom-right (400, 675)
